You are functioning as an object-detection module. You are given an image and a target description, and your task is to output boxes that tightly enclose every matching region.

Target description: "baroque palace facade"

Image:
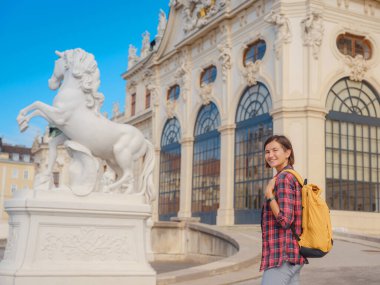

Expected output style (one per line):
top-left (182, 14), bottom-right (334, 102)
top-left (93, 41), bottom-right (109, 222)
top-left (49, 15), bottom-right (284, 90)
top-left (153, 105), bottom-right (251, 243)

top-left (30, 0), bottom-right (380, 233)
top-left (122, 0), bottom-right (380, 233)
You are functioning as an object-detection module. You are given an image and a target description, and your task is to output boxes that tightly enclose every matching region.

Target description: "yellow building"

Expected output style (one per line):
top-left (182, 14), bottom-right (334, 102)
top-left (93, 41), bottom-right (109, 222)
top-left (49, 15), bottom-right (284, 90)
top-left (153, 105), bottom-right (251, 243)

top-left (0, 138), bottom-right (34, 221)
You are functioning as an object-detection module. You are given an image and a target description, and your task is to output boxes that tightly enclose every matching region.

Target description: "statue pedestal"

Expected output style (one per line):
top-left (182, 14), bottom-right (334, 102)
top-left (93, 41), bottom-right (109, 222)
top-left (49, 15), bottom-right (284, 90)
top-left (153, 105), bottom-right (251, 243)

top-left (0, 189), bottom-right (156, 285)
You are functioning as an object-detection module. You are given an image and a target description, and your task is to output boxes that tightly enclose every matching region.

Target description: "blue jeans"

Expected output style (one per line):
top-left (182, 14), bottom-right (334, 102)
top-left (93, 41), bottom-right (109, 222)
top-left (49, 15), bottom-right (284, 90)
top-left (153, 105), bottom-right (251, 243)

top-left (261, 262), bottom-right (303, 285)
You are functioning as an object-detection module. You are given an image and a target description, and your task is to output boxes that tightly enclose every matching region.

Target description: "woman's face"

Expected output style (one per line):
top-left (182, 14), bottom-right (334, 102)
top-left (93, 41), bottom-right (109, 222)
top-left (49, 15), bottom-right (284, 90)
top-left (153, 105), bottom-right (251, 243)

top-left (265, 140), bottom-right (291, 172)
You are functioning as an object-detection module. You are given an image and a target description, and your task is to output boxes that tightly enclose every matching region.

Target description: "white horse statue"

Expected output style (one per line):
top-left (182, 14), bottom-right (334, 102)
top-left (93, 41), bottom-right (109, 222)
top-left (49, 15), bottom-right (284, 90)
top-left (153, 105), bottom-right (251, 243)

top-left (17, 48), bottom-right (155, 202)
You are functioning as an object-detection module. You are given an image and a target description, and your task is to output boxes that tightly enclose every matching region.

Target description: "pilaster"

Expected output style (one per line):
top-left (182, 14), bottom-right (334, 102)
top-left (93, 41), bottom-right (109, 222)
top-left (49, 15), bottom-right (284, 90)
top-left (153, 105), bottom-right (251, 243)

top-left (216, 124), bottom-right (236, 226)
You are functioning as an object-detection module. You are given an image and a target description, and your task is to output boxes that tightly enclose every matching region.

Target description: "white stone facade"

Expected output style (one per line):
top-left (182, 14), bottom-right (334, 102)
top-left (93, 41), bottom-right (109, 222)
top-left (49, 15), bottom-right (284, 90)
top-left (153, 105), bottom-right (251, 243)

top-left (122, 0), bottom-right (380, 232)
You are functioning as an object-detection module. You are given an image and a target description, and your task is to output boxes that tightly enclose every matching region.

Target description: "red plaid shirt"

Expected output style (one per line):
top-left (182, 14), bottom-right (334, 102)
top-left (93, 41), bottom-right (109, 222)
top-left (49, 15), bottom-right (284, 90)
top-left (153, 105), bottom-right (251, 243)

top-left (260, 166), bottom-right (306, 271)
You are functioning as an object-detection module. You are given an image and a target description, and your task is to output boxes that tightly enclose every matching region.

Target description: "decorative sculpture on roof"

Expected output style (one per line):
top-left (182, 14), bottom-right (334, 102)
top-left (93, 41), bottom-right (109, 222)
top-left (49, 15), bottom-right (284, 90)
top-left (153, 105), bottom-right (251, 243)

top-left (128, 44), bottom-right (139, 69)
top-left (112, 102), bottom-right (120, 117)
top-left (182, 0), bottom-right (227, 34)
top-left (17, 48), bottom-right (155, 202)
top-left (301, 12), bottom-right (324, 59)
top-left (141, 31), bottom-right (151, 58)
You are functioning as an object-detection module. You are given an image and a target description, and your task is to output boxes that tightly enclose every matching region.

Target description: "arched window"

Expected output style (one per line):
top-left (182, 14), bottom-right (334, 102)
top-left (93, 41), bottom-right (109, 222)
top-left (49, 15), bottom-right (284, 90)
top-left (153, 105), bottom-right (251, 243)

top-left (234, 83), bottom-right (273, 224)
top-left (192, 102), bottom-right (221, 224)
top-left (336, 33), bottom-right (372, 59)
top-left (167, 85), bottom-right (180, 101)
top-left (200, 65), bottom-right (217, 85)
top-left (326, 77), bottom-right (380, 212)
top-left (243, 40), bottom-right (266, 66)
top-left (159, 118), bottom-right (182, 221)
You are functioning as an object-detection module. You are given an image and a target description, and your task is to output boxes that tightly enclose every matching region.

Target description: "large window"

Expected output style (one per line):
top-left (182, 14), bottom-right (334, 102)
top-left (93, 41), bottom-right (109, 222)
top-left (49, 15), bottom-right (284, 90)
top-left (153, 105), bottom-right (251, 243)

top-left (234, 83), bottom-right (273, 224)
top-left (159, 118), bottom-right (181, 221)
top-left (192, 102), bottom-right (221, 224)
top-left (337, 33), bottom-right (372, 59)
top-left (326, 78), bottom-right (380, 212)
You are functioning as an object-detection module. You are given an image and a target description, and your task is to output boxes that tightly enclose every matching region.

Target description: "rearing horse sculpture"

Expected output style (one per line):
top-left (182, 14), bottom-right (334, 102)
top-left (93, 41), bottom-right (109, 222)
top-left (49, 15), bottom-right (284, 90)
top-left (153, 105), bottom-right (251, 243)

top-left (17, 48), bottom-right (155, 201)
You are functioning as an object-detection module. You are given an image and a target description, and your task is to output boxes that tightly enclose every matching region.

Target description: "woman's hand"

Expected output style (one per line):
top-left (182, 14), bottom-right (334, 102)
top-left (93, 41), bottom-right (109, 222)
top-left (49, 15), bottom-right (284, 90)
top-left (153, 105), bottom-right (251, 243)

top-left (265, 177), bottom-right (276, 199)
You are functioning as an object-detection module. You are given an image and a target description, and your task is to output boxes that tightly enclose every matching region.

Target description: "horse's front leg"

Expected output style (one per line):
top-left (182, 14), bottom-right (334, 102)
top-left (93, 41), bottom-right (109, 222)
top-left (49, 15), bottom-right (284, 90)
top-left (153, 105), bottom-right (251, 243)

top-left (18, 110), bottom-right (53, 132)
top-left (17, 101), bottom-right (66, 131)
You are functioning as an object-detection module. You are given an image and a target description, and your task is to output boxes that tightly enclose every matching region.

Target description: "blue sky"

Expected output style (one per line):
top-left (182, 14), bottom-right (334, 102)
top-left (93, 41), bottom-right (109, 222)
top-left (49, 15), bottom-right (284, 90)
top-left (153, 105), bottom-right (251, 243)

top-left (0, 0), bottom-right (169, 147)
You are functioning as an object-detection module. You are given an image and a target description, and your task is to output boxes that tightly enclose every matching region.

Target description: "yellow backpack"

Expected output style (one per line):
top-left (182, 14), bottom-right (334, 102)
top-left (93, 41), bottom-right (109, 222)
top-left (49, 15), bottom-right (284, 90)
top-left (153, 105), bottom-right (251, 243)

top-left (283, 169), bottom-right (333, 258)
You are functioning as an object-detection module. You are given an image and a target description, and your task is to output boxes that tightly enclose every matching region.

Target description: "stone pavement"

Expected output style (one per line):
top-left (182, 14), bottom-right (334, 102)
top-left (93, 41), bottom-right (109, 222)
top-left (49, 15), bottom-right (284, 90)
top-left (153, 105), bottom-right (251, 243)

top-left (155, 226), bottom-right (380, 285)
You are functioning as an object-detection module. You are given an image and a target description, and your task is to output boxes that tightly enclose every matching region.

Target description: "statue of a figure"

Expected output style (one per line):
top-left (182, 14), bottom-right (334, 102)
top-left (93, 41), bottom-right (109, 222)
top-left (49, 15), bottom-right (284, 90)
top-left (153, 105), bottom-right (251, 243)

top-left (141, 31), bottom-right (151, 58)
top-left (17, 48), bottom-right (155, 202)
top-left (112, 102), bottom-right (120, 117)
top-left (302, 12), bottom-right (324, 59)
top-left (128, 44), bottom-right (139, 69)
top-left (157, 9), bottom-right (167, 36)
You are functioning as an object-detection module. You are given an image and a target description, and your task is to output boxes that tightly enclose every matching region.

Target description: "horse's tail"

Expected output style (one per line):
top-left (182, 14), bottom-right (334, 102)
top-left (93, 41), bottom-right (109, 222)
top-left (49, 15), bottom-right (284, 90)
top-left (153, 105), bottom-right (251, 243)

top-left (139, 139), bottom-right (156, 203)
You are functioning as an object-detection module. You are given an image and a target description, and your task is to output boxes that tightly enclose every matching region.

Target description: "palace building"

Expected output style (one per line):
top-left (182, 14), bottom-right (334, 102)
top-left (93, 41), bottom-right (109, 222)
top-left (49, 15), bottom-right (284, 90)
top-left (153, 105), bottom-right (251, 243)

top-left (128, 0), bottom-right (380, 233)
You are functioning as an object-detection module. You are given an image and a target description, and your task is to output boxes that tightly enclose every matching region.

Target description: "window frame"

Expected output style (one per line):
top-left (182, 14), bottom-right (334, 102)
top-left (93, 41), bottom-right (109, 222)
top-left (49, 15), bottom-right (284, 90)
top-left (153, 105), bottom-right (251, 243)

top-left (336, 33), bottom-right (372, 59)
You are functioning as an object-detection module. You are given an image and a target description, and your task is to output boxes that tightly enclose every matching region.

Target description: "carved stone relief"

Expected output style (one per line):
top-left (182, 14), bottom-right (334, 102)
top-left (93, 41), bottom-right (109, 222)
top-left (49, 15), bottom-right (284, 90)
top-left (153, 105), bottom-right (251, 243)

top-left (174, 50), bottom-right (191, 101)
top-left (265, 11), bottom-right (292, 59)
top-left (199, 82), bottom-right (213, 105)
top-left (166, 99), bottom-right (176, 119)
top-left (218, 43), bottom-right (232, 81)
top-left (127, 80), bottom-right (137, 94)
top-left (301, 12), bottom-right (324, 60)
top-left (38, 227), bottom-right (135, 262)
top-left (255, 0), bottom-right (265, 17)
top-left (182, 0), bottom-right (227, 34)
top-left (242, 60), bottom-right (262, 86)
top-left (344, 54), bottom-right (369, 81)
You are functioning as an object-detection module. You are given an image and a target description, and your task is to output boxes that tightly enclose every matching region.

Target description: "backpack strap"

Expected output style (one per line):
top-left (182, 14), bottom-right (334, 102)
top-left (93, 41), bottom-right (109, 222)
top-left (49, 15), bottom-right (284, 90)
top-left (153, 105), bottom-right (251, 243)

top-left (282, 169), bottom-right (303, 242)
top-left (282, 169), bottom-right (304, 186)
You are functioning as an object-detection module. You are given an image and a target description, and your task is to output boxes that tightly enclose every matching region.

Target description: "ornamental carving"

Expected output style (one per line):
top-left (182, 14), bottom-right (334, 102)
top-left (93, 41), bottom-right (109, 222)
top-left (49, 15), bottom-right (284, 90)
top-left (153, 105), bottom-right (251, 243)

top-left (199, 82), bottom-right (213, 105)
top-left (38, 227), bottom-right (134, 262)
top-left (166, 100), bottom-right (176, 119)
top-left (344, 54), bottom-right (368, 81)
top-left (243, 60), bottom-right (261, 86)
top-left (175, 55), bottom-right (191, 101)
top-left (126, 80), bottom-right (137, 94)
top-left (265, 11), bottom-right (292, 59)
top-left (147, 81), bottom-right (160, 107)
top-left (182, 0), bottom-right (227, 34)
top-left (218, 43), bottom-right (232, 81)
top-left (301, 12), bottom-right (324, 60)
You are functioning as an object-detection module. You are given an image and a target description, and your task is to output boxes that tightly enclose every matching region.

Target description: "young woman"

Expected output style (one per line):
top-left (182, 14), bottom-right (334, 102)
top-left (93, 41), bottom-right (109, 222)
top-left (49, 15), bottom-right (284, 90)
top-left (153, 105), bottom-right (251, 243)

top-left (260, 135), bottom-right (306, 285)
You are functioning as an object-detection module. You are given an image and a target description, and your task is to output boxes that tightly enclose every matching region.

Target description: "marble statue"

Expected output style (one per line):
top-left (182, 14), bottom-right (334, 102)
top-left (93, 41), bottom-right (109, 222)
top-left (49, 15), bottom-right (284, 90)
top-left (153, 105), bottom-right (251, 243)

top-left (17, 48), bottom-right (155, 201)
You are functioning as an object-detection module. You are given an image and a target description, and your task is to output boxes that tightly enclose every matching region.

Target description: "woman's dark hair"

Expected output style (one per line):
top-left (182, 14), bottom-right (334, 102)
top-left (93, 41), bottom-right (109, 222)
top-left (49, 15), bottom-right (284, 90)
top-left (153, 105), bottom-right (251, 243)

top-left (264, 135), bottom-right (295, 168)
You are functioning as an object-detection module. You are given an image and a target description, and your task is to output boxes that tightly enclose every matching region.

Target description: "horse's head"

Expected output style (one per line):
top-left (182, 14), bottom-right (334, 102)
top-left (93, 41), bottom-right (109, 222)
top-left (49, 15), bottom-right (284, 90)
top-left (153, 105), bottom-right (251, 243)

top-left (48, 50), bottom-right (66, 90)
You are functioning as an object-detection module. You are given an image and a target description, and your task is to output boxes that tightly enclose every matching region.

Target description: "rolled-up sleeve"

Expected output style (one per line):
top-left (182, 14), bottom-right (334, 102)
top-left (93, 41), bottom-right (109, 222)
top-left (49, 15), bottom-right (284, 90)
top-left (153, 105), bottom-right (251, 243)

top-left (275, 174), bottom-right (296, 229)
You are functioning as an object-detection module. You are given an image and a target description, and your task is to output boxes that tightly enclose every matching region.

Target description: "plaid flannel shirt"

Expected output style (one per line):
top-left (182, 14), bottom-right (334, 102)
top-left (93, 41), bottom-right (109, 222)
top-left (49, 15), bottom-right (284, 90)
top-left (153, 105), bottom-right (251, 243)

top-left (260, 165), bottom-right (306, 271)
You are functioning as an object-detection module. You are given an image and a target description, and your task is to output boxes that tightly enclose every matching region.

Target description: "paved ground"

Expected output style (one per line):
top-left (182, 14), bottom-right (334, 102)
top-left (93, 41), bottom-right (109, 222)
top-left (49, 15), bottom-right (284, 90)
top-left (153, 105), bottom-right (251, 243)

top-left (235, 235), bottom-right (380, 285)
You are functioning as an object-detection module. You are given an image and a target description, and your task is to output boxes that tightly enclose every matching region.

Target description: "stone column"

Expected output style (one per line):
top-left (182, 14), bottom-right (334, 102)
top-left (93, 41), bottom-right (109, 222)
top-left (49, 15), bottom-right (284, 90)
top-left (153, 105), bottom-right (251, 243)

top-left (217, 124), bottom-right (236, 225)
top-left (177, 136), bottom-right (194, 219)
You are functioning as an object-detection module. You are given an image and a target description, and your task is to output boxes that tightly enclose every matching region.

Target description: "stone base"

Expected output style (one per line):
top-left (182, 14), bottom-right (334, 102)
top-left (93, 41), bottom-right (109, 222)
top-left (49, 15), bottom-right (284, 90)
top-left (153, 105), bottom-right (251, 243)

top-left (0, 189), bottom-right (156, 285)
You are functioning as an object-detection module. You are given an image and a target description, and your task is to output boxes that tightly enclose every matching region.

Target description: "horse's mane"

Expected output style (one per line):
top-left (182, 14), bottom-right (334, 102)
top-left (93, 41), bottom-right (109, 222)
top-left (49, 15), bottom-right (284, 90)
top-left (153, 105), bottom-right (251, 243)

top-left (62, 48), bottom-right (103, 111)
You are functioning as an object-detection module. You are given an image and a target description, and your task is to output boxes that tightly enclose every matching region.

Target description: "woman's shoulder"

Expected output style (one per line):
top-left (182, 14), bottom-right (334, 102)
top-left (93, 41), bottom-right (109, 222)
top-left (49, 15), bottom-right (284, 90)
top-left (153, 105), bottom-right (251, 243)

top-left (277, 168), bottom-right (300, 185)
